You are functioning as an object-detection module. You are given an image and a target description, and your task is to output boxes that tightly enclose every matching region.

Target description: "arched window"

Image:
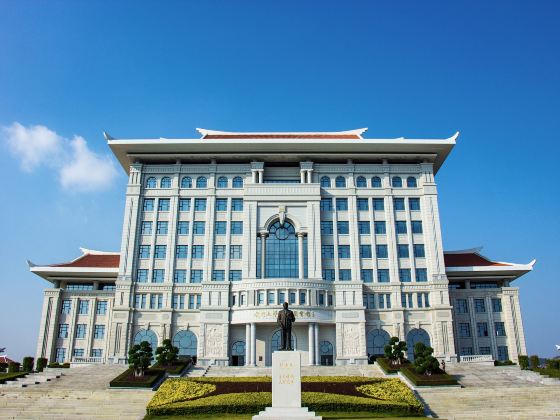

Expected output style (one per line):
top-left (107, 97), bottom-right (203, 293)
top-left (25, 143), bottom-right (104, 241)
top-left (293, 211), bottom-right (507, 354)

top-left (319, 341), bottom-right (334, 366)
top-left (160, 177), bottom-right (171, 188)
top-left (335, 176), bottom-right (346, 188)
top-left (366, 329), bottom-right (390, 356)
top-left (133, 329), bottom-right (158, 352)
top-left (172, 330), bottom-right (198, 357)
top-left (181, 176), bottom-right (192, 188)
top-left (406, 177), bottom-right (417, 188)
top-left (271, 329), bottom-right (296, 352)
top-left (356, 176), bottom-right (367, 188)
top-left (232, 176), bottom-right (244, 188)
top-left (196, 176), bottom-right (207, 188)
top-left (371, 176), bottom-right (382, 188)
top-left (231, 340), bottom-right (246, 366)
top-left (406, 328), bottom-right (431, 361)
top-left (392, 176), bottom-right (402, 188)
top-left (146, 177), bottom-right (157, 189)
top-left (217, 176), bottom-right (228, 188)
top-left (320, 176), bottom-right (331, 188)
top-left (266, 221), bottom-right (298, 278)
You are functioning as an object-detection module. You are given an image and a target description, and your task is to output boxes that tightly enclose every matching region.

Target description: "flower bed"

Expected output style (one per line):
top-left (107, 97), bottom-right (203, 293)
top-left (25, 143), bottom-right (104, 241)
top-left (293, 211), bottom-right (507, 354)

top-left (110, 367), bottom-right (166, 388)
top-left (376, 357), bottom-right (409, 374)
top-left (400, 365), bottom-right (458, 386)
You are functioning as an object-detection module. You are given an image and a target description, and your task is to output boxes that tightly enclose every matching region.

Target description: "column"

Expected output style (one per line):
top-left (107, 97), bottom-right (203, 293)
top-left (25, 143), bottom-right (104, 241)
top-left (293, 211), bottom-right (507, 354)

top-left (245, 324), bottom-right (251, 366)
top-left (314, 322), bottom-right (320, 365)
top-left (308, 323), bottom-right (315, 365)
top-left (307, 169), bottom-right (313, 183)
top-left (297, 233), bottom-right (305, 279)
top-left (300, 170), bottom-right (306, 184)
top-left (250, 322), bottom-right (256, 366)
top-left (252, 170), bottom-right (257, 183)
top-left (260, 232), bottom-right (268, 279)
top-left (258, 170), bottom-right (263, 183)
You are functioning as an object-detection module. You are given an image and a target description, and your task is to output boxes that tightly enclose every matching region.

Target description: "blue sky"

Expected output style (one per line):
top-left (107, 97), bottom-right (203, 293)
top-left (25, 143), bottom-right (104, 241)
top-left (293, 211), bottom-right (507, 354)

top-left (0, 1), bottom-right (558, 361)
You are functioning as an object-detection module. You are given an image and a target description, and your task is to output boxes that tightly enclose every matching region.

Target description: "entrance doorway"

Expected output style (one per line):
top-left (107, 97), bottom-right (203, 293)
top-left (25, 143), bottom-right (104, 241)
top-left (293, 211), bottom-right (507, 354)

top-left (319, 341), bottom-right (334, 366)
top-left (231, 341), bottom-right (246, 366)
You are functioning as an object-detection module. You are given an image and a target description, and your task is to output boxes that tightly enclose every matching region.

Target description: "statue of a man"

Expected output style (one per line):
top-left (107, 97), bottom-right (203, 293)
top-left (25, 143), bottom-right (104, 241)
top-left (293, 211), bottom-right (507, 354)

top-left (277, 302), bottom-right (296, 350)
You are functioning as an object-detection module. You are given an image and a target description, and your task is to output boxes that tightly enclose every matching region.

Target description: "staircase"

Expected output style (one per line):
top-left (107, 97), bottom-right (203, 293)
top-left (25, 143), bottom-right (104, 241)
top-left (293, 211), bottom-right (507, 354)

top-left (193, 364), bottom-right (383, 378)
top-left (0, 371), bottom-right (61, 388)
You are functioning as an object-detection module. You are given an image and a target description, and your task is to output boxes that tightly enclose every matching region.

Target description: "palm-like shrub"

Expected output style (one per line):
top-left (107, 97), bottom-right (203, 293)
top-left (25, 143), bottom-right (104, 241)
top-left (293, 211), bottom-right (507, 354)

top-left (413, 342), bottom-right (439, 375)
top-left (384, 336), bottom-right (407, 366)
top-left (128, 341), bottom-right (153, 377)
top-left (156, 339), bottom-right (179, 367)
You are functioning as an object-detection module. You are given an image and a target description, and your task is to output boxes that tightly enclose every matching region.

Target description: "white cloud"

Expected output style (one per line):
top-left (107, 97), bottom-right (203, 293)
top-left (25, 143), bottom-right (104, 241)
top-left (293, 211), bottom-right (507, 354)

top-left (2, 122), bottom-right (119, 192)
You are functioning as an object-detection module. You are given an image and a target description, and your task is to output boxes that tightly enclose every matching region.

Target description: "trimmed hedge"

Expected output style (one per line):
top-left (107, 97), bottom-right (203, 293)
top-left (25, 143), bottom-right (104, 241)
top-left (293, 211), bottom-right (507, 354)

top-left (110, 367), bottom-right (166, 388)
top-left (376, 357), bottom-right (407, 374)
top-left (153, 357), bottom-right (192, 375)
top-left (546, 359), bottom-right (560, 370)
top-left (47, 362), bottom-right (70, 368)
top-left (530, 355), bottom-right (540, 369)
top-left (534, 368), bottom-right (560, 379)
top-left (36, 358), bottom-right (48, 372)
top-left (148, 379), bottom-right (216, 409)
top-left (22, 357), bottom-right (34, 372)
top-left (356, 379), bottom-right (423, 412)
top-left (8, 362), bottom-right (20, 373)
top-left (494, 360), bottom-right (515, 366)
top-left (0, 372), bottom-right (27, 384)
top-left (0, 362), bottom-right (7, 373)
top-left (518, 355), bottom-right (529, 370)
top-left (400, 365), bottom-right (458, 386)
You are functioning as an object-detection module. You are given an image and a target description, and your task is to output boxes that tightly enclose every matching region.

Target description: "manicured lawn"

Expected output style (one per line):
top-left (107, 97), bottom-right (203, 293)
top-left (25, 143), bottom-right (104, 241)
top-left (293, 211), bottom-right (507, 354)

top-left (533, 368), bottom-right (560, 378)
top-left (0, 372), bottom-right (28, 384)
top-left (400, 366), bottom-right (458, 386)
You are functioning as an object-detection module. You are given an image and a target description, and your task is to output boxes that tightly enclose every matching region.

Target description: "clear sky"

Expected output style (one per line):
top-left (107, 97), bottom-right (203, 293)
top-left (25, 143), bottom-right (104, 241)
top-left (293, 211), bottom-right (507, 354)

top-left (0, 1), bottom-right (558, 361)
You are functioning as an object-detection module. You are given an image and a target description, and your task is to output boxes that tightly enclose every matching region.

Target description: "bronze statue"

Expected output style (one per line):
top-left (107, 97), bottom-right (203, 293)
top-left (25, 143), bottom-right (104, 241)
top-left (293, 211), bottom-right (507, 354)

top-left (277, 302), bottom-right (296, 350)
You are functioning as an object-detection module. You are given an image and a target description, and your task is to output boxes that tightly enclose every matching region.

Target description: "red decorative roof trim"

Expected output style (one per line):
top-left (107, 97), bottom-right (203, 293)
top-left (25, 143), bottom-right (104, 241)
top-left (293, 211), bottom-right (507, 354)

top-left (204, 134), bottom-right (361, 139)
top-left (50, 254), bottom-right (120, 268)
top-left (444, 253), bottom-right (509, 267)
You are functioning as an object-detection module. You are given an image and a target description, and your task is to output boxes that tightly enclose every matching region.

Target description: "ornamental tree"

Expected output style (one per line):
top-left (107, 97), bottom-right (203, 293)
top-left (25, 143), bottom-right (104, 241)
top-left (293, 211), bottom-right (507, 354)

top-left (413, 342), bottom-right (440, 375)
top-left (155, 339), bottom-right (179, 367)
top-left (384, 336), bottom-right (407, 366)
top-left (128, 341), bottom-right (153, 377)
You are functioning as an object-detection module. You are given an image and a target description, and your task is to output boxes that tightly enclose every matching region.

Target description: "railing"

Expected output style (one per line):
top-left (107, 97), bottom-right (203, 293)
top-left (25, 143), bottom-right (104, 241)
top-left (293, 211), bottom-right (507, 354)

top-left (71, 357), bottom-right (103, 364)
top-left (460, 354), bottom-right (494, 363)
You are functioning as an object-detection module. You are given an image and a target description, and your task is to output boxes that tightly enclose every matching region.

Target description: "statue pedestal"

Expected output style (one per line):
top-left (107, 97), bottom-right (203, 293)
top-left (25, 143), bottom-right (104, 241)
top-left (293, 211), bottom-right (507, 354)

top-left (253, 351), bottom-right (321, 420)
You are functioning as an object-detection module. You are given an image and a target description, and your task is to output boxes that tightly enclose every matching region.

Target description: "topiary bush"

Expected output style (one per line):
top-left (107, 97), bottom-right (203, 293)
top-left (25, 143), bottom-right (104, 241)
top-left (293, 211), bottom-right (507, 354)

top-left (22, 357), bottom-right (34, 372)
top-left (155, 339), bottom-right (179, 368)
top-left (36, 358), bottom-right (48, 372)
top-left (384, 336), bottom-right (407, 366)
top-left (413, 342), bottom-right (439, 375)
top-left (0, 362), bottom-right (8, 373)
top-left (8, 362), bottom-right (20, 373)
top-left (518, 355), bottom-right (529, 370)
top-left (530, 355), bottom-right (540, 369)
top-left (545, 359), bottom-right (560, 370)
top-left (128, 341), bottom-right (153, 377)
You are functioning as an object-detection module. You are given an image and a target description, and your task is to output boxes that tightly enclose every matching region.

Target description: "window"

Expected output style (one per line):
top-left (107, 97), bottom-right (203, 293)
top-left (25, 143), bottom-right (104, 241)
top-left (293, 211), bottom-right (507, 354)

top-left (232, 176), bottom-right (244, 188)
top-left (497, 346), bottom-right (509, 361)
top-left (321, 221), bottom-right (333, 235)
top-left (75, 324), bottom-right (86, 339)
top-left (356, 176), bottom-right (367, 187)
top-left (155, 245), bottom-right (166, 259)
top-left (397, 244), bottom-right (409, 258)
top-left (474, 299), bottom-right (486, 313)
top-left (374, 221), bottom-right (386, 234)
top-left (376, 244), bottom-right (388, 258)
top-left (176, 245), bottom-right (188, 259)
top-left (135, 294), bottom-right (147, 309)
top-left (193, 221), bottom-right (205, 235)
top-left (192, 245), bottom-right (204, 259)
top-left (73, 348), bottom-right (84, 357)
top-left (58, 324), bottom-right (69, 338)
top-left (66, 283), bottom-right (94, 291)
top-left (373, 198), bottom-right (384, 211)
top-left (392, 176), bottom-right (402, 188)
top-left (156, 221), bottom-right (168, 235)
top-left (323, 269), bottom-right (335, 281)
top-left (230, 270), bottom-right (242, 281)
top-left (321, 245), bottom-right (334, 259)
top-left (141, 221), bottom-right (152, 235)
top-left (181, 176), bottom-right (192, 188)
top-left (406, 177), bottom-right (417, 188)
top-left (94, 325), bottom-right (105, 339)
top-left (477, 322), bottom-right (489, 337)
top-left (143, 198), bottom-right (154, 211)
top-left (415, 268), bottom-right (428, 282)
top-left (100, 283), bottom-right (115, 291)
top-left (191, 270), bottom-right (203, 283)
top-left (335, 176), bottom-right (346, 188)
top-left (150, 294), bottom-right (163, 309)
top-left (455, 299), bottom-right (468, 314)
top-left (399, 269), bottom-right (411, 282)
top-left (152, 269), bottom-right (165, 283)
top-left (459, 323), bottom-right (471, 338)
top-left (411, 221), bottom-right (423, 234)
top-left (290, 292), bottom-right (296, 304)
top-left (393, 198), bottom-right (405, 211)
top-left (268, 291), bottom-right (275, 304)
top-left (336, 198), bottom-right (348, 210)
top-left (357, 198), bottom-right (369, 210)
top-left (96, 301), bottom-right (107, 315)
top-left (339, 269), bottom-right (352, 281)
top-left (358, 221), bottom-right (370, 234)
top-left (137, 269), bottom-right (148, 282)
top-left (320, 176), bottom-right (331, 187)
top-left (217, 176), bottom-right (228, 188)
top-left (212, 270), bottom-right (225, 281)
top-left (232, 198), bottom-right (243, 211)
top-left (179, 198), bottom-right (190, 211)
top-left (402, 293), bottom-right (414, 308)
top-left (361, 269), bottom-right (373, 283)
top-left (231, 221), bottom-right (243, 234)
top-left (174, 270), bottom-right (186, 283)
top-left (461, 347), bottom-right (473, 356)
top-left (300, 292), bottom-right (306, 304)
top-left (495, 322), bottom-right (506, 336)
top-left (158, 198), bottom-right (170, 211)
top-left (55, 348), bottom-right (66, 363)
top-left (414, 244), bottom-right (425, 258)
top-left (160, 177), bottom-right (171, 188)
top-left (379, 293), bottom-right (392, 309)
top-left (337, 221), bottom-right (349, 234)
top-left (177, 221), bottom-right (189, 235)
top-left (78, 300), bottom-right (89, 315)
top-left (257, 292), bottom-right (265, 305)
top-left (213, 245), bottom-right (226, 259)
top-left (196, 176), bottom-right (207, 188)
top-left (215, 221), bottom-right (226, 235)
top-left (360, 245), bottom-right (372, 258)
top-left (216, 198), bottom-right (227, 211)
top-left (173, 294), bottom-right (185, 309)
top-left (188, 294), bottom-right (199, 309)
top-left (61, 300), bottom-right (71, 314)
top-left (279, 292), bottom-right (286, 304)
top-left (371, 176), bottom-right (382, 188)
top-left (230, 245), bottom-right (242, 259)
top-left (194, 198), bottom-right (206, 211)
top-left (318, 293), bottom-right (325, 305)
top-left (492, 298), bottom-right (502, 312)
top-left (338, 245), bottom-right (351, 258)
top-left (320, 198), bottom-right (333, 211)
top-left (146, 177), bottom-right (157, 188)
top-left (471, 282), bottom-right (499, 289)
top-left (377, 269), bottom-right (390, 283)
top-left (409, 198), bottom-right (420, 210)
top-left (395, 221), bottom-right (407, 234)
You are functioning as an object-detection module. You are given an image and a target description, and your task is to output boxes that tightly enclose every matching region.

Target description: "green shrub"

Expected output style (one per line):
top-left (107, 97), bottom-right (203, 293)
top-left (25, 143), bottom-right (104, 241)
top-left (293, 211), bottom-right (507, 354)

top-left (22, 357), bottom-right (34, 372)
top-left (155, 339), bottom-right (179, 368)
top-left (47, 362), bottom-right (70, 368)
top-left (494, 360), bottom-right (515, 366)
top-left (8, 362), bottom-right (20, 373)
top-left (413, 343), bottom-right (439, 375)
top-left (36, 358), bottom-right (48, 372)
top-left (545, 359), bottom-right (560, 370)
top-left (153, 356), bottom-right (191, 375)
top-left (384, 336), bottom-right (407, 366)
top-left (400, 365), bottom-right (458, 386)
top-left (518, 355), bottom-right (529, 370)
top-left (0, 372), bottom-right (28, 384)
top-left (356, 379), bottom-right (423, 412)
top-left (534, 368), bottom-right (560, 379)
top-left (530, 355), bottom-right (540, 369)
top-left (148, 379), bottom-right (216, 409)
top-left (128, 341), bottom-right (153, 377)
top-left (0, 362), bottom-right (7, 373)
top-left (109, 367), bottom-right (165, 388)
